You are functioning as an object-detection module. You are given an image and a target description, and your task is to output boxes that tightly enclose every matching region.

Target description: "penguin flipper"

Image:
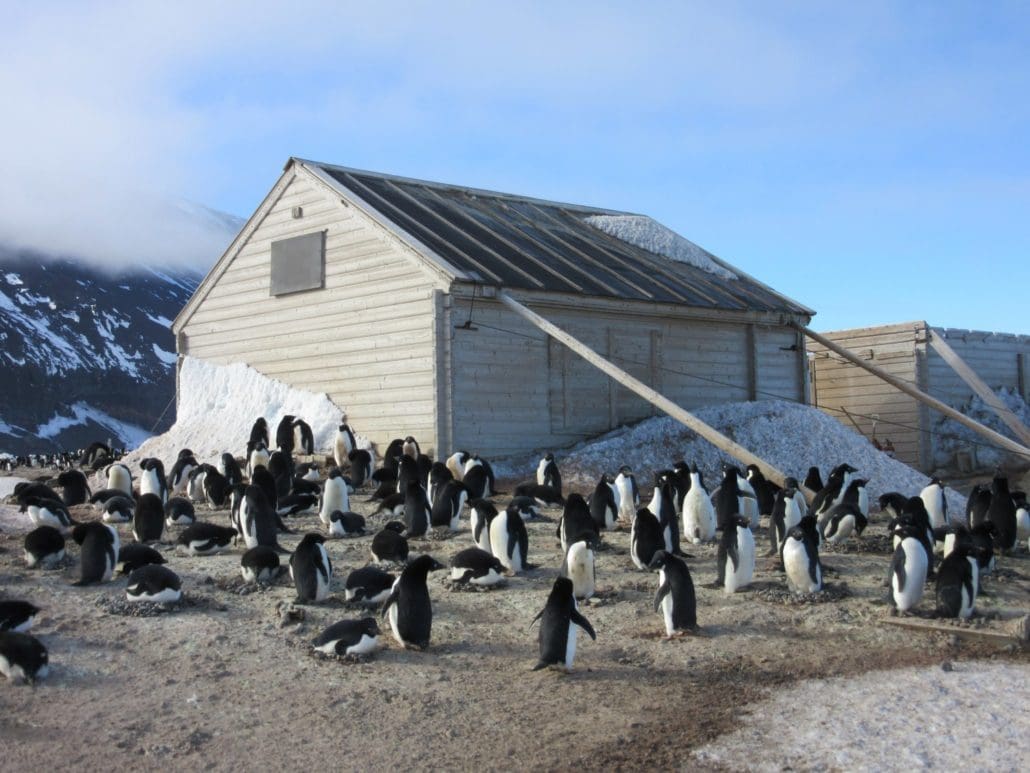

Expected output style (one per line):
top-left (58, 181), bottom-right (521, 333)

top-left (532, 660), bottom-right (549, 671)
top-left (528, 608), bottom-right (544, 629)
top-left (380, 587), bottom-right (400, 618)
top-left (653, 581), bottom-right (670, 613)
top-left (570, 609), bottom-right (596, 640)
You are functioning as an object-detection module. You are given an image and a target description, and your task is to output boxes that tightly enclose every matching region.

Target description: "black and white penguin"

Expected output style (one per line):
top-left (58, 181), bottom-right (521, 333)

top-left (803, 466), bottom-right (824, 493)
top-left (669, 461), bottom-right (693, 515)
top-left (133, 493), bottom-right (165, 543)
top-left (290, 533), bottom-right (333, 603)
top-left (966, 484), bottom-right (992, 529)
top-left (100, 495), bottom-right (134, 524)
top-left (105, 462), bottom-right (133, 497)
top-left (810, 463), bottom-right (856, 519)
top-left (894, 497), bottom-right (936, 576)
top-left (239, 485), bottom-right (285, 552)
top-left (821, 502), bottom-right (868, 544)
top-left (469, 499), bottom-right (498, 552)
top-left (177, 523), bottom-right (237, 556)
top-left (717, 516), bottom-right (755, 594)
top-left (970, 522), bottom-right (997, 575)
top-left (427, 461), bottom-right (453, 504)
top-left (275, 414), bottom-right (296, 456)
top-left (333, 423), bottom-right (357, 469)
top-left (56, 469), bottom-right (91, 506)
top-left (164, 496), bottom-right (196, 527)
top-left (293, 418), bottom-right (314, 456)
top-left (249, 417), bottom-right (270, 449)
top-left (512, 483), bottom-right (564, 507)
top-left (344, 566), bottom-right (395, 605)
top-left (935, 544), bottom-right (978, 619)
top-left (117, 543), bottom-right (167, 574)
top-left (0, 631), bottom-right (49, 684)
top-left (536, 453), bottom-right (562, 493)
top-left (219, 452), bottom-right (244, 488)
top-left (490, 503), bottom-right (530, 574)
top-left (23, 526), bottom-right (65, 568)
top-left (733, 467), bottom-right (760, 528)
top-left (81, 441), bottom-right (112, 468)
top-left (201, 467), bottom-right (231, 507)
top-left (380, 440), bottom-right (404, 475)
top-left (348, 449), bottom-right (373, 489)
top-left (246, 441), bottom-right (271, 480)
top-left (889, 522), bottom-right (929, 613)
top-left (371, 522), bottom-right (409, 564)
top-left (240, 545), bottom-right (285, 583)
top-left (682, 463), bottom-right (717, 545)
top-left (90, 488), bottom-right (134, 510)
top-left (71, 521), bottom-right (119, 585)
top-left (395, 454), bottom-right (419, 495)
top-left (168, 450), bottom-right (198, 496)
top-left (648, 471), bottom-right (680, 555)
top-left (630, 507), bottom-right (665, 570)
top-left (403, 481), bottom-right (432, 538)
top-left (648, 550), bottom-right (697, 636)
top-left (713, 466), bottom-right (744, 531)
top-left (462, 463), bottom-right (489, 501)
top-left (382, 554), bottom-right (445, 650)
top-left (561, 540), bottom-right (595, 600)
top-left (781, 515), bottom-right (822, 594)
top-left (327, 510), bottom-right (366, 538)
top-left (312, 618), bottom-right (380, 657)
top-left (373, 492), bottom-right (406, 518)
top-left (431, 480), bottom-right (469, 532)
top-left (267, 451), bottom-right (294, 493)
top-left (402, 436), bottom-right (421, 459)
top-left (614, 465), bottom-right (639, 522)
top-left (558, 494), bottom-right (599, 554)
top-left (745, 465), bottom-right (777, 517)
top-left (139, 457), bottom-right (168, 503)
top-left (920, 478), bottom-right (949, 530)
top-left (508, 496), bottom-right (541, 522)
top-left (416, 454), bottom-right (434, 490)
top-left (986, 473), bottom-right (1017, 551)
top-left (277, 493), bottom-right (318, 517)
top-left (588, 474), bottom-right (618, 532)
top-left (531, 576), bottom-right (596, 672)
top-left (445, 450), bottom-right (469, 481)
top-left (450, 547), bottom-right (506, 587)
top-left (878, 492), bottom-right (907, 522)
top-left (0, 601), bottom-right (41, 633)
top-left (769, 479), bottom-right (804, 557)
top-left (1014, 491), bottom-right (1030, 543)
top-left (19, 496), bottom-right (75, 529)
top-left (126, 564), bottom-right (182, 604)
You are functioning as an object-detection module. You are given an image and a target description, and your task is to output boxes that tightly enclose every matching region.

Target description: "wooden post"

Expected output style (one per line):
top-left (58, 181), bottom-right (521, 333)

top-left (499, 292), bottom-right (816, 500)
top-left (799, 325), bottom-right (1030, 460)
top-left (927, 329), bottom-right (1030, 447)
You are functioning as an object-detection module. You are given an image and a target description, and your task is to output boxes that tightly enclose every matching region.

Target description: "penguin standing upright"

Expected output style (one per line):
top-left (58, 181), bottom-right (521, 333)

top-left (781, 515), bottom-right (822, 594)
top-left (648, 550), bottom-right (697, 636)
top-left (275, 415), bottom-right (296, 456)
top-left (878, 492), bottom-right (907, 521)
top-left (717, 516), bottom-right (755, 594)
top-left (293, 418), bottom-right (314, 455)
top-left (936, 544), bottom-right (978, 619)
top-left (290, 533), bottom-right (333, 603)
top-left (986, 473), bottom-right (1017, 551)
top-left (72, 522), bottom-right (119, 585)
top-left (561, 540), bottom-right (596, 600)
top-left (239, 485), bottom-right (285, 552)
top-left (249, 417), bottom-right (270, 449)
top-left (139, 458), bottom-right (168, 503)
top-left (382, 554), bottom-right (444, 649)
top-left (558, 494), bottom-right (599, 553)
top-left (682, 463), bottom-right (717, 544)
top-left (402, 436), bottom-right (421, 459)
top-left (810, 463), bottom-right (856, 520)
top-left (648, 471), bottom-right (681, 555)
top-left (490, 504), bottom-right (530, 574)
top-left (769, 479), bottom-right (804, 557)
top-left (536, 453), bottom-right (562, 493)
top-left (920, 478), bottom-right (949, 530)
top-left (588, 474), bottom-right (618, 532)
top-left (430, 480), bottom-right (468, 531)
top-left (469, 499), bottom-right (498, 552)
top-left (614, 466), bottom-right (639, 523)
top-left (246, 441), bottom-right (271, 479)
top-left (105, 463), bottom-right (133, 497)
top-left (462, 464), bottom-right (489, 501)
top-left (348, 449), bottom-right (373, 489)
top-left (531, 576), bottom-right (596, 672)
top-left (966, 484), bottom-right (992, 528)
top-left (713, 466), bottom-right (744, 531)
top-left (889, 522), bottom-right (929, 613)
top-left (803, 466), bottom-right (824, 493)
top-left (219, 453), bottom-right (243, 487)
top-left (745, 465), bottom-right (777, 518)
top-left (333, 423), bottom-right (356, 469)
top-left (630, 507), bottom-right (665, 570)
top-left (168, 451), bottom-right (198, 496)
top-left (445, 451), bottom-right (469, 481)
top-left (403, 482), bottom-right (432, 538)
top-left (56, 470), bottom-right (91, 506)
top-left (319, 468), bottom-right (351, 525)
top-left (1014, 491), bottom-right (1030, 542)
top-left (133, 494), bottom-right (165, 543)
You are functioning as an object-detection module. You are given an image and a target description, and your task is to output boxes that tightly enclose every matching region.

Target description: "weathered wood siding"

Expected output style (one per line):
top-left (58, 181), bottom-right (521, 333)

top-left (927, 328), bottom-right (1030, 407)
top-left (808, 321), bottom-right (926, 469)
top-left (449, 297), bottom-right (806, 458)
top-left (178, 169), bottom-right (447, 454)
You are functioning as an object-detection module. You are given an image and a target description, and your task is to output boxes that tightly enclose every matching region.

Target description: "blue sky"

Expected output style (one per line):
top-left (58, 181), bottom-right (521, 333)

top-left (1, 1), bottom-right (1027, 332)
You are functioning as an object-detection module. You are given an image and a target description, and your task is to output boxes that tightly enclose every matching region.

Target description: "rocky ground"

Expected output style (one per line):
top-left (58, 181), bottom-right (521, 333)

top-left (1, 469), bottom-right (1027, 771)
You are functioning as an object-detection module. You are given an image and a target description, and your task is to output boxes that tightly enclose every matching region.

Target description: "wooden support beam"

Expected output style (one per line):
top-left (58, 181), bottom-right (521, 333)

top-left (500, 292), bottom-right (816, 501)
top-left (927, 329), bottom-right (1030, 448)
top-left (799, 325), bottom-right (1030, 461)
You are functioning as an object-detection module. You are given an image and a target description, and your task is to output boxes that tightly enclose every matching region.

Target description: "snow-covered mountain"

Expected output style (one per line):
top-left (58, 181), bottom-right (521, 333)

top-left (0, 245), bottom-right (209, 454)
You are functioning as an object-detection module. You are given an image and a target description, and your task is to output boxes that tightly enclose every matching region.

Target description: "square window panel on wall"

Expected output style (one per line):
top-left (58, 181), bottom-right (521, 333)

top-left (270, 231), bottom-right (326, 296)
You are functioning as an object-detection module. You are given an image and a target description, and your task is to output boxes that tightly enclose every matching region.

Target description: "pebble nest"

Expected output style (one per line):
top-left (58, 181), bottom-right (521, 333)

top-left (755, 582), bottom-right (852, 605)
top-left (821, 534), bottom-right (894, 555)
top-left (214, 575), bottom-right (286, 596)
top-left (94, 593), bottom-right (220, 617)
top-left (443, 578), bottom-right (509, 593)
top-left (307, 648), bottom-right (377, 665)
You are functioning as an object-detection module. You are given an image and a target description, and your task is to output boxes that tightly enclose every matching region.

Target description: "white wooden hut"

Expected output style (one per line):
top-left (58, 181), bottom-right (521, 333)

top-left (172, 158), bottom-right (814, 458)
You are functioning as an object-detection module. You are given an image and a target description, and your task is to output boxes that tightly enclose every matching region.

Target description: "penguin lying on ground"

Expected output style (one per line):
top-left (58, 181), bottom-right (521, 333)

top-left (312, 618), bottom-right (380, 657)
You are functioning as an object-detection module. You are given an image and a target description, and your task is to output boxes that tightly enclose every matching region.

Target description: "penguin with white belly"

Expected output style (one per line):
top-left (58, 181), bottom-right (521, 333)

top-left (717, 516), bottom-right (755, 594)
top-left (531, 576), bottom-right (596, 672)
top-left (291, 533), bottom-right (333, 603)
top-left (648, 550), bottom-right (697, 636)
top-left (382, 555), bottom-right (445, 650)
top-left (682, 463), bottom-right (717, 544)
top-left (561, 539), bottom-right (596, 600)
top-left (781, 515), bottom-right (822, 594)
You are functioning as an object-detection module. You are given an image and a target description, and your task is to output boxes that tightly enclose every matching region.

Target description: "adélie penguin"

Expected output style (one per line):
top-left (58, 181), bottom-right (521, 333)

top-left (319, 468), bottom-right (351, 525)
top-left (23, 526), bottom-right (65, 568)
top-left (431, 480), bottom-right (468, 532)
top-left (327, 510), bottom-right (366, 538)
top-left (469, 499), bottom-right (499, 553)
top-left (558, 494), bottom-right (599, 554)
top-left (344, 566), bottom-right (396, 605)
top-left (614, 466), bottom-right (639, 523)
top-left (490, 503), bottom-right (531, 573)
top-left (177, 523), bottom-right (237, 556)
top-left (450, 547), bottom-right (506, 587)
top-left (403, 481), bottom-right (432, 538)
top-left (781, 515), bottom-right (822, 594)
top-left (986, 473), bottom-right (1017, 551)
top-left (370, 522), bottom-right (409, 564)
top-left (888, 523), bottom-right (928, 613)
top-left (648, 550), bottom-right (697, 636)
top-left (382, 555), bottom-right (445, 650)
top-left (935, 543), bottom-right (978, 619)
top-left (769, 479), bottom-right (804, 557)
top-left (133, 493), bottom-right (165, 544)
top-left (0, 601), bottom-right (41, 633)
top-left (240, 546), bottom-right (286, 584)
top-left (588, 474), bottom-right (618, 532)
top-left (290, 533), bottom-right (333, 603)
top-left (682, 463), bottom-right (717, 544)
top-left (126, 564), bottom-right (182, 604)
top-left (72, 521), bottom-right (119, 585)
top-left (561, 540), bottom-right (596, 600)
top-left (0, 631), bottom-right (49, 684)
top-left (531, 576), bottom-right (596, 672)
top-left (536, 452), bottom-right (562, 493)
top-left (164, 497), bottom-right (196, 527)
top-left (717, 516), bottom-right (755, 594)
top-left (117, 544), bottom-right (167, 574)
top-left (312, 618), bottom-right (380, 657)
top-left (630, 507), bottom-right (665, 570)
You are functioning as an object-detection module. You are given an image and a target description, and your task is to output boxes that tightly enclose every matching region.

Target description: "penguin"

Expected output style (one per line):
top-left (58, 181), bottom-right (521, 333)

top-left (470, 455), bottom-right (498, 496)
top-left (105, 462), bottom-right (133, 497)
top-left (821, 503), bottom-right (868, 544)
top-left (462, 464), bottom-right (489, 501)
top-left (403, 482), bottom-right (432, 538)
top-left (126, 564), bottom-right (182, 604)
top-left (295, 462), bottom-right (320, 482)
top-left (56, 469), bottom-right (91, 506)
top-left (970, 522), bottom-right (997, 575)
top-left (90, 488), bottom-right (134, 510)
top-left (937, 522), bottom-right (973, 559)
top-left (769, 480), bottom-right (804, 557)
top-left (333, 423), bottom-right (357, 469)
top-left (536, 453), bottom-right (562, 493)
top-left (895, 497), bottom-right (936, 576)
top-left (373, 493), bottom-right (406, 518)
top-left (531, 576), bottom-right (596, 672)
top-left (164, 496), bottom-right (196, 527)
top-left (431, 479), bottom-right (468, 532)
top-left (966, 484), bottom-right (992, 529)
top-left (588, 474), bottom-right (618, 532)
top-left (648, 472), bottom-right (680, 555)
top-left (240, 485), bottom-right (285, 552)
top-left (558, 494), bottom-right (599, 554)
top-left (219, 452), bottom-right (244, 488)
top-left (117, 543), bottom-right (167, 574)
top-left (889, 522), bottom-right (928, 613)
top-left (508, 496), bottom-right (541, 522)
top-left (186, 464), bottom-right (210, 503)
top-left (920, 478), bottom-right (949, 530)
top-left (782, 515), bottom-right (822, 594)
top-left (561, 540), bottom-right (595, 600)
top-left (427, 461), bottom-right (454, 504)
top-left (325, 510), bottom-right (364, 538)
top-left (19, 496), bottom-right (75, 529)
top-left (139, 458), bottom-right (168, 503)
top-left (490, 504), bottom-right (531, 574)
top-left (648, 550), bottom-right (697, 636)
top-left (312, 618), bottom-right (381, 657)
top-left (23, 526), bottom-right (65, 568)
top-left (733, 468), bottom-right (760, 528)
top-left (246, 441), bottom-right (271, 479)
top-left (803, 466), bottom-right (824, 493)
top-left (669, 461), bottom-right (693, 515)
top-left (402, 436), bottom-right (420, 459)
top-left (395, 454), bottom-right (419, 494)
top-left (745, 465), bottom-right (777, 517)
top-left (277, 493), bottom-right (319, 517)
top-left (614, 466), bottom-right (640, 522)
top-left (133, 493), bottom-right (165, 543)
top-left (344, 566), bottom-right (395, 605)
top-left (14, 481), bottom-right (61, 505)
top-left (682, 463), bottom-right (717, 544)
top-left (382, 554), bottom-right (445, 650)
top-left (810, 463), bottom-right (856, 519)
top-left (450, 547), bottom-right (506, 587)
top-left (371, 522), bottom-right (409, 564)
top-left (630, 507), bottom-right (665, 571)
top-left (986, 473), bottom-right (1017, 551)
top-left (0, 631), bottom-right (49, 684)
top-left (81, 441), bottom-right (112, 468)
top-left (713, 466), bottom-right (745, 531)
top-left (290, 476), bottom-right (322, 497)
top-left (275, 414), bottom-right (296, 456)
top-left (293, 418), bottom-right (314, 456)
top-left (1014, 491), bottom-right (1030, 542)
top-left (717, 516), bottom-right (755, 594)
top-left (177, 523), bottom-right (237, 556)
top-left (469, 499), bottom-right (498, 552)
top-left (100, 495), bottom-right (134, 524)
top-left (168, 450), bottom-right (198, 496)
top-left (512, 483), bottom-right (564, 507)
top-left (290, 533), bottom-right (333, 603)
top-left (445, 450), bottom-right (469, 481)
top-left (268, 451), bottom-right (294, 493)
top-left (249, 417), bottom-right (270, 450)
top-left (416, 454), bottom-right (434, 489)
top-left (878, 492), bottom-right (907, 521)
top-left (240, 546), bottom-right (285, 584)
top-left (71, 521), bottom-right (119, 585)
top-left (347, 449), bottom-right (373, 489)
top-left (382, 439), bottom-right (405, 474)
top-left (0, 601), bottom-right (41, 633)
top-left (936, 544), bottom-right (978, 619)
top-left (201, 467), bottom-right (231, 507)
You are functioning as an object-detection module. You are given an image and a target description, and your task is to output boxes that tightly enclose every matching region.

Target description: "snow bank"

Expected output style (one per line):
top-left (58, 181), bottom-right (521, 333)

top-left (125, 356), bottom-right (349, 466)
top-left (583, 214), bottom-right (737, 280)
top-left (494, 400), bottom-right (964, 509)
top-left (933, 387), bottom-right (1030, 470)
top-left (0, 476), bottom-right (29, 498)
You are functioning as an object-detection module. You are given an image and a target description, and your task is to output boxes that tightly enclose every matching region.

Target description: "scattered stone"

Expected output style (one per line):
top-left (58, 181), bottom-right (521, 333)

top-left (755, 583), bottom-right (851, 605)
top-left (276, 600), bottom-right (305, 627)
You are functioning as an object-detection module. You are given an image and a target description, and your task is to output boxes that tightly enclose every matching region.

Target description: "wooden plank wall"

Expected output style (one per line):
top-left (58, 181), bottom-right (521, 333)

top-left (179, 170), bottom-right (446, 455)
top-left (808, 321), bottom-right (926, 469)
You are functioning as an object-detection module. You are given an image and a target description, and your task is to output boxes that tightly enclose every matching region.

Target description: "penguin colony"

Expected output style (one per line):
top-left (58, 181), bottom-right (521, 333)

top-left (1, 417), bottom-right (1027, 685)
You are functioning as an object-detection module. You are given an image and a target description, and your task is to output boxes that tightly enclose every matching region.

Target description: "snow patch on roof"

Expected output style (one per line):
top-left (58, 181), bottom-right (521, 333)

top-left (584, 215), bottom-right (737, 280)
top-left (35, 401), bottom-right (150, 448)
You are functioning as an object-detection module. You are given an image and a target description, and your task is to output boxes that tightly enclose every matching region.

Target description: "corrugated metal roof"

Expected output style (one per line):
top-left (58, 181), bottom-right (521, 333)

top-left (305, 160), bottom-right (811, 315)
